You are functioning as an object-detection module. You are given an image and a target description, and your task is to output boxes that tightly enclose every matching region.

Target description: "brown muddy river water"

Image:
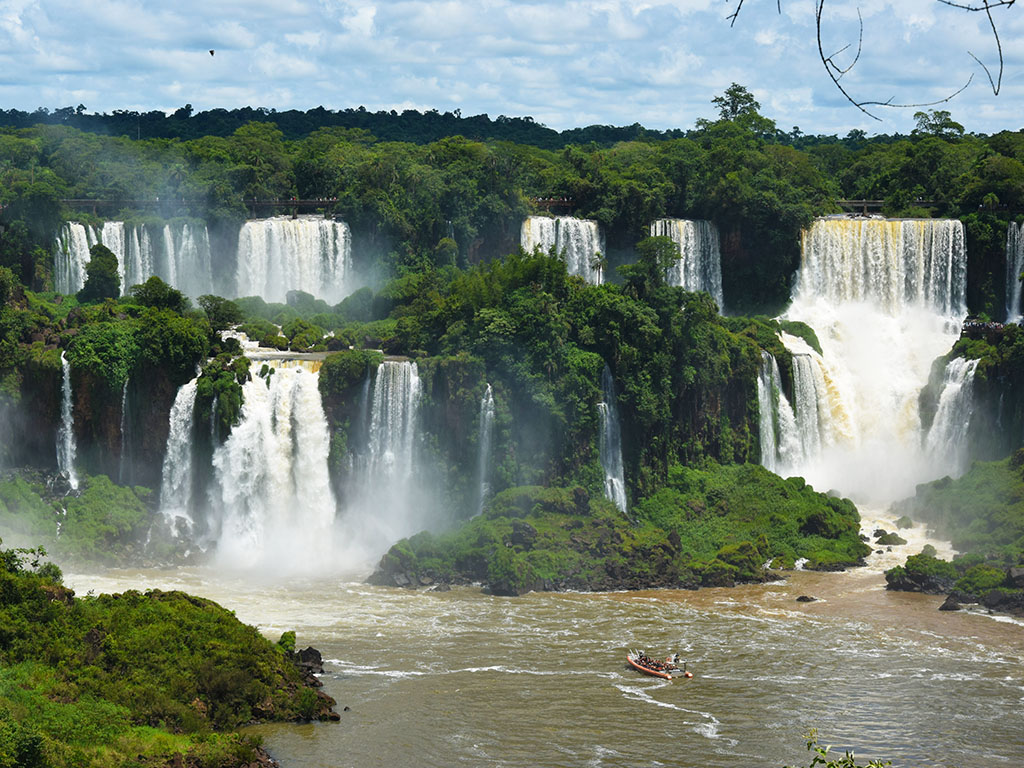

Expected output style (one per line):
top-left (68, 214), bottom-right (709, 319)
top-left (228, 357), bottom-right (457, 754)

top-left (67, 551), bottom-right (1024, 768)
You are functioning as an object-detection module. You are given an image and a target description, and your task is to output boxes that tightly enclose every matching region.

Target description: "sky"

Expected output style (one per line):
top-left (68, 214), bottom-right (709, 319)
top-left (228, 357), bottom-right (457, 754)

top-left (0, 0), bottom-right (1021, 137)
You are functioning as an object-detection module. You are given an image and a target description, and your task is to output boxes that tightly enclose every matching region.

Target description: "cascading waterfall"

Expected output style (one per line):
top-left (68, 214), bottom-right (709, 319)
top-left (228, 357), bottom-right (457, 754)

top-left (924, 357), bottom-right (980, 478)
top-left (597, 365), bottom-right (627, 514)
top-left (521, 216), bottom-right (604, 284)
top-left (475, 383), bottom-right (495, 516)
top-left (56, 351), bottom-right (78, 491)
top-left (209, 362), bottom-right (337, 571)
top-left (345, 360), bottom-right (423, 559)
top-left (1007, 222), bottom-right (1024, 323)
top-left (780, 217), bottom-right (968, 502)
top-left (756, 351), bottom-right (801, 473)
top-left (235, 217), bottom-right (354, 303)
top-left (54, 220), bottom-right (213, 297)
top-left (158, 377), bottom-right (199, 534)
top-left (650, 218), bottom-right (724, 310)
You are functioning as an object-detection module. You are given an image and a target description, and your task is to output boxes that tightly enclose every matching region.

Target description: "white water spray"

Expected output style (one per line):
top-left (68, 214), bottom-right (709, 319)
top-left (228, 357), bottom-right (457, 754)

top-left (209, 362), bottom-right (337, 571)
top-left (476, 383), bottom-right (495, 516)
top-left (650, 218), bottom-right (724, 310)
top-left (158, 377), bottom-right (199, 534)
top-left (521, 216), bottom-right (604, 284)
top-left (56, 351), bottom-right (79, 491)
top-left (597, 366), bottom-right (627, 513)
top-left (778, 217), bottom-right (967, 503)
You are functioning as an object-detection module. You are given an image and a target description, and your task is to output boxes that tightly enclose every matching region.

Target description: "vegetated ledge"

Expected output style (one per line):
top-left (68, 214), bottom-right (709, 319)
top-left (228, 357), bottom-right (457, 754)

top-left (368, 462), bottom-right (872, 596)
top-left (0, 542), bottom-right (338, 768)
top-left (884, 452), bottom-right (1024, 618)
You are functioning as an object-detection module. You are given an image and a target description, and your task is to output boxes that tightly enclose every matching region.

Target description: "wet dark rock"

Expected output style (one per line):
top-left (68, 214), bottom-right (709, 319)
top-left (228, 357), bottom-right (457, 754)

top-left (1007, 566), bottom-right (1024, 589)
top-left (509, 519), bottom-right (538, 550)
top-left (876, 532), bottom-right (908, 546)
top-left (796, 595), bottom-right (817, 602)
top-left (295, 646), bottom-right (324, 675)
top-left (429, 583), bottom-right (451, 592)
top-left (938, 594), bottom-right (962, 611)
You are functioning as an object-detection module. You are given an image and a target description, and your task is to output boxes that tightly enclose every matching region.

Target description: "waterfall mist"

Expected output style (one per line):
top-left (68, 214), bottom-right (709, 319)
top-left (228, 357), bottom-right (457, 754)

top-left (650, 218), bottom-right (724, 310)
top-left (774, 218), bottom-right (969, 504)
top-left (337, 360), bottom-right (433, 567)
top-left (521, 216), bottom-right (604, 284)
top-left (208, 362), bottom-right (337, 573)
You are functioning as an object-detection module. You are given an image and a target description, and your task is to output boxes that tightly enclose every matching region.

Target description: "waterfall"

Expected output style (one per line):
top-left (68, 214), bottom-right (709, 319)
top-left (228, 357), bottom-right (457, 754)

top-left (158, 377), bottom-right (199, 533)
top-left (797, 218), bottom-right (966, 316)
top-left (924, 357), bottom-right (980, 478)
top-left (650, 218), bottom-right (724, 310)
top-left (341, 360), bottom-right (424, 558)
top-left (756, 351), bottom-right (801, 473)
top-left (235, 216), bottom-right (354, 303)
top-left (476, 383), bottom-right (495, 516)
top-left (209, 362), bottom-right (336, 571)
top-left (1007, 222), bottom-right (1024, 323)
top-left (53, 220), bottom-right (214, 297)
top-left (521, 216), bottom-right (604, 284)
top-left (56, 351), bottom-right (78, 491)
top-left (366, 361), bottom-right (421, 482)
top-left (781, 217), bottom-right (967, 503)
top-left (118, 378), bottom-right (133, 485)
top-left (597, 366), bottom-right (627, 513)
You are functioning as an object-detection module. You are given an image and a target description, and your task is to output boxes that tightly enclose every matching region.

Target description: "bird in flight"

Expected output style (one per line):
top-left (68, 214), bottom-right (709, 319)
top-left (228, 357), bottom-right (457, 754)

top-left (209, 50), bottom-right (215, 56)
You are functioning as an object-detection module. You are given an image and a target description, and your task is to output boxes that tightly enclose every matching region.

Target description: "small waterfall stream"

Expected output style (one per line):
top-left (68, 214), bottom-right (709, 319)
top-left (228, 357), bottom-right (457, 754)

top-left (597, 366), bottom-right (627, 513)
top-left (650, 218), bottom-right (724, 310)
top-left (56, 351), bottom-right (79, 491)
top-left (756, 351), bottom-right (801, 473)
top-left (1007, 222), bottom-right (1024, 323)
top-left (158, 377), bottom-right (199, 534)
top-left (476, 384), bottom-right (495, 516)
top-left (521, 216), bottom-right (604, 284)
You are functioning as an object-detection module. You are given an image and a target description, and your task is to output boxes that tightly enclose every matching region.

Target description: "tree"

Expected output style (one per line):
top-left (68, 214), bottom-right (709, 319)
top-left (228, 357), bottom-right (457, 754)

top-left (198, 294), bottom-right (243, 331)
top-left (76, 244), bottom-right (120, 302)
top-left (712, 83), bottom-right (761, 121)
top-left (912, 109), bottom-right (966, 139)
top-left (130, 275), bottom-right (189, 314)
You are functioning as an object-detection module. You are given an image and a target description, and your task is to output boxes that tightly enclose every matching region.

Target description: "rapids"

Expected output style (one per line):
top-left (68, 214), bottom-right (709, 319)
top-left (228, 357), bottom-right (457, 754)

top-left (65, 549), bottom-right (1024, 768)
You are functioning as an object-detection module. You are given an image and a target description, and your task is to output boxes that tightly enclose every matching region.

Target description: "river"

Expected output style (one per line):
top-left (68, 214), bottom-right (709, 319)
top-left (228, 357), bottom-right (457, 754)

top-left (65, 515), bottom-right (1024, 768)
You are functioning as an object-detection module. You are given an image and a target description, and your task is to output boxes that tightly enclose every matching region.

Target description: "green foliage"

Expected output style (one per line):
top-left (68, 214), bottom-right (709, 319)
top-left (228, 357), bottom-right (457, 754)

top-left (75, 244), bottom-right (120, 303)
top-left (198, 294), bottom-right (243, 331)
top-left (66, 320), bottom-right (140, 389)
top-left (0, 538), bottom-right (334, 766)
top-left (892, 455), bottom-right (1024, 561)
top-left (128, 276), bottom-right (189, 315)
top-left (276, 631), bottom-right (296, 654)
top-left (784, 729), bottom-right (890, 768)
top-left (371, 462), bottom-right (868, 593)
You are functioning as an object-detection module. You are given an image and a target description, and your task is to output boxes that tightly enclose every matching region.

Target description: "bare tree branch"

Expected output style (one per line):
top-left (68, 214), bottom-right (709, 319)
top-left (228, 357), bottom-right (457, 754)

top-left (727, 0), bottom-right (1015, 116)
